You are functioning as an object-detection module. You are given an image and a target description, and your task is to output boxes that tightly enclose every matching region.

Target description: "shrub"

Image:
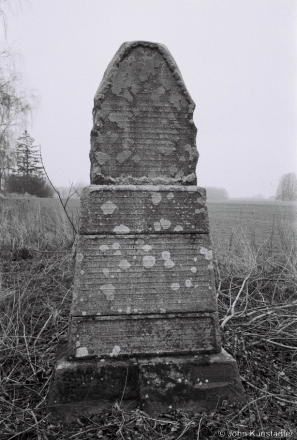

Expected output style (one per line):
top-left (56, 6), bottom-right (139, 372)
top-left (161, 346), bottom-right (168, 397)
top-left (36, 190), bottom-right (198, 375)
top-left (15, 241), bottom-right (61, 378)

top-left (5, 174), bottom-right (54, 197)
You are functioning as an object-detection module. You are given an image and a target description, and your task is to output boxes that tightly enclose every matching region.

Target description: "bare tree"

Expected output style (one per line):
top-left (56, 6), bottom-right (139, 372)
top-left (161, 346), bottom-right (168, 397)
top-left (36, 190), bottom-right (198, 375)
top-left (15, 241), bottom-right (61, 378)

top-left (276, 172), bottom-right (297, 201)
top-left (0, 0), bottom-right (35, 191)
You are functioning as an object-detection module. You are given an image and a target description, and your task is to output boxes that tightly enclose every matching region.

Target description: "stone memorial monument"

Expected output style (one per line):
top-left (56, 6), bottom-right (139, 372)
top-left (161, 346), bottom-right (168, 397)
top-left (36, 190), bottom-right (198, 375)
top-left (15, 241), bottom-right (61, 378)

top-left (49, 41), bottom-right (245, 419)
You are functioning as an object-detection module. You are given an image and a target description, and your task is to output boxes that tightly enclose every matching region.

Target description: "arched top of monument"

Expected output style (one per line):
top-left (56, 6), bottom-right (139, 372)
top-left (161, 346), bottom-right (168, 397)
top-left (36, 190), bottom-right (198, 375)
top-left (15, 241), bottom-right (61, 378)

top-left (94, 41), bottom-right (195, 109)
top-left (90, 41), bottom-right (198, 185)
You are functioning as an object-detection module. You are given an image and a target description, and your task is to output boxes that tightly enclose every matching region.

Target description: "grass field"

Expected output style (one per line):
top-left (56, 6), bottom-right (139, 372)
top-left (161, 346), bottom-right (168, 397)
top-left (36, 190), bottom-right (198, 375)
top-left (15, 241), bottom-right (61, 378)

top-left (2, 196), bottom-right (296, 249)
top-left (208, 200), bottom-right (297, 247)
top-left (0, 196), bottom-right (296, 439)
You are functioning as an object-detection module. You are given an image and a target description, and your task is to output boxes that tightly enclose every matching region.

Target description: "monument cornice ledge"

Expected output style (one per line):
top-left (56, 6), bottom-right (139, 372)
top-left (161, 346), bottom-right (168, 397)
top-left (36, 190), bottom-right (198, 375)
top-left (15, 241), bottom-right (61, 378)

top-left (94, 40), bottom-right (195, 110)
top-left (88, 174), bottom-right (197, 185)
top-left (87, 184), bottom-right (206, 194)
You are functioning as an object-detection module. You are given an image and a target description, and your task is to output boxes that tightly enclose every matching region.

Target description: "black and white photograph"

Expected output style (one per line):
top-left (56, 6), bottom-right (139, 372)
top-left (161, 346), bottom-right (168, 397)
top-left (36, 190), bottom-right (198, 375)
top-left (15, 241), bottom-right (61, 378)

top-left (0, 1), bottom-right (296, 438)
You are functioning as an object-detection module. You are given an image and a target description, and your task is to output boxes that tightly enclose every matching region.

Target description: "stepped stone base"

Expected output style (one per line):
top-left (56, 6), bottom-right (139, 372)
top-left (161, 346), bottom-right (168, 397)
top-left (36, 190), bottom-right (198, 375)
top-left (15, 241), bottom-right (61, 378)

top-left (48, 342), bottom-right (245, 421)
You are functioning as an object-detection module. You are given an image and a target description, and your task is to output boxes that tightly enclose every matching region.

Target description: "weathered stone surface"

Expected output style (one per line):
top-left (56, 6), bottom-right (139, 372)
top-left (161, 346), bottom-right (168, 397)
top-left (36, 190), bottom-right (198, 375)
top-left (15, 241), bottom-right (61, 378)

top-left (68, 313), bottom-right (220, 358)
top-left (72, 234), bottom-right (217, 315)
top-left (50, 358), bottom-right (139, 404)
top-left (48, 349), bottom-right (245, 421)
top-left (79, 185), bottom-right (208, 235)
top-left (139, 349), bottom-right (246, 414)
top-left (48, 41), bottom-right (245, 420)
top-left (90, 41), bottom-right (198, 185)
top-left (48, 352), bottom-right (139, 421)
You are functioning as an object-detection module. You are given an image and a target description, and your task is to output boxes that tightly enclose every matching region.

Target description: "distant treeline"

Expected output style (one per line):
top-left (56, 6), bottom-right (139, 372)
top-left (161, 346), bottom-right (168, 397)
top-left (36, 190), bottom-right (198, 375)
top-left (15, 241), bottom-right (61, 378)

top-left (205, 187), bottom-right (229, 201)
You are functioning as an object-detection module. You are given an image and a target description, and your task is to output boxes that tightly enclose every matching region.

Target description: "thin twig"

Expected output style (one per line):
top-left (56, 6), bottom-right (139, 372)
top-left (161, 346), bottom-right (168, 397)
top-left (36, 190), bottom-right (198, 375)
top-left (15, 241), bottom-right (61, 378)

top-left (220, 270), bottom-right (252, 329)
top-left (33, 312), bottom-right (53, 347)
top-left (39, 148), bottom-right (77, 235)
top-left (241, 377), bottom-right (297, 405)
top-left (119, 366), bottom-right (129, 407)
top-left (196, 417), bottom-right (203, 440)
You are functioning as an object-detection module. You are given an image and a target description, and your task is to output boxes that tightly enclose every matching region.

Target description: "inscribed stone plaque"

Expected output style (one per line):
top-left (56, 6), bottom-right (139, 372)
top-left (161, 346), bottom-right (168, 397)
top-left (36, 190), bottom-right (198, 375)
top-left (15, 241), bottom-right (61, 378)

top-left (69, 313), bottom-right (220, 358)
top-left (79, 185), bottom-right (208, 235)
top-left (72, 234), bottom-right (216, 316)
top-left (90, 41), bottom-right (198, 185)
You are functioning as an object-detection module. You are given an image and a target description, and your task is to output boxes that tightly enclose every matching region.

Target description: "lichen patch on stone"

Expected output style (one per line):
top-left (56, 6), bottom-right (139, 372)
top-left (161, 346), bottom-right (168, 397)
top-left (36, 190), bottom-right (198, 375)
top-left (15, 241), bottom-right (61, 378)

top-left (76, 347), bottom-right (89, 358)
top-left (151, 192), bottom-right (162, 205)
top-left (95, 151), bottom-right (110, 165)
top-left (100, 284), bottom-right (115, 300)
top-left (184, 144), bottom-right (196, 161)
top-left (132, 154), bottom-right (141, 163)
top-left (200, 247), bottom-right (213, 260)
top-left (99, 245), bottom-right (109, 252)
top-left (113, 224), bottom-right (130, 234)
top-left (158, 142), bottom-right (176, 156)
top-left (148, 171), bottom-right (157, 179)
top-left (102, 268), bottom-right (109, 277)
top-left (142, 244), bottom-right (152, 252)
top-left (174, 225), bottom-right (183, 231)
top-left (101, 201), bottom-right (117, 215)
top-left (154, 222), bottom-right (161, 231)
top-left (143, 255), bottom-right (156, 268)
top-left (165, 259), bottom-right (175, 269)
top-left (160, 218), bottom-right (171, 229)
top-left (116, 150), bottom-right (132, 164)
top-left (110, 345), bottom-right (121, 357)
top-left (119, 259), bottom-right (131, 270)
top-left (161, 251), bottom-right (170, 260)
top-left (169, 165), bottom-right (178, 176)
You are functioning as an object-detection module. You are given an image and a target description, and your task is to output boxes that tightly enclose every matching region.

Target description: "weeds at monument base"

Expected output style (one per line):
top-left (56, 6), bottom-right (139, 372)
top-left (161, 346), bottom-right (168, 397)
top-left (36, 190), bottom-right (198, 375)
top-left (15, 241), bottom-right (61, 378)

top-left (0, 199), bottom-right (296, 438)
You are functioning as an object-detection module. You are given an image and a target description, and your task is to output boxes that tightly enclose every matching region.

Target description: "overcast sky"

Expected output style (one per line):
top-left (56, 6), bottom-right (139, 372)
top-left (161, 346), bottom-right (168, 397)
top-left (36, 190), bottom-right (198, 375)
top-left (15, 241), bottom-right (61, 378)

top-left (5, 0), bottom-right (297, 198)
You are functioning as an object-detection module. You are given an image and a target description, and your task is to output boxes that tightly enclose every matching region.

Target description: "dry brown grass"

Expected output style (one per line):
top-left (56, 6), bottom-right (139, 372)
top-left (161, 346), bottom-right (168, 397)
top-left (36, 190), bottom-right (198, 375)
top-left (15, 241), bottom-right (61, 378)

top-left (0, 199), bottom-right (296, 439)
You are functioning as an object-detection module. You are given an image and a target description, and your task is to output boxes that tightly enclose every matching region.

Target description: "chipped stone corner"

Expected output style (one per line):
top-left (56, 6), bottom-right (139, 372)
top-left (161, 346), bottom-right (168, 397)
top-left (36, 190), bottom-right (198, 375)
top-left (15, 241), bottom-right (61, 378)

top-left (138, 351), bottom-right (246, 414)
top-left (48, 355), bottom-right (140, 422)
